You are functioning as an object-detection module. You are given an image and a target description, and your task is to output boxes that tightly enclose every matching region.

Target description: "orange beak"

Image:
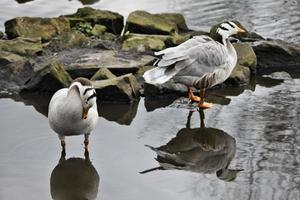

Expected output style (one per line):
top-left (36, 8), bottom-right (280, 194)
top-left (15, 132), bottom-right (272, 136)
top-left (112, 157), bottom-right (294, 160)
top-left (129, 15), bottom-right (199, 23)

top-left (82, 107), bottom-right (90, 119)
top-left (236, 27), bottom-right (246, 33)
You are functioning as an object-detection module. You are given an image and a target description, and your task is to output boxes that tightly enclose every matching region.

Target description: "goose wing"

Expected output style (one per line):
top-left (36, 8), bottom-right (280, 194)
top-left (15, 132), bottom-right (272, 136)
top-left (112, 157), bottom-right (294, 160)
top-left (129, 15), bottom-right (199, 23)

top-left (143, 35), bottom-right (229, 84)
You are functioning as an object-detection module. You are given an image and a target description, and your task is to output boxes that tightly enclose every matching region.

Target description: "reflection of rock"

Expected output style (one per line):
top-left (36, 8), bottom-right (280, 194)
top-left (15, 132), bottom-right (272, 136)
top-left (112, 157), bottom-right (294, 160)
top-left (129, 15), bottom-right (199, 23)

top-left (50, 151), bottom-right (100, 200)
top-left (98, 100), bottom-right (139, 125)
top-left (15, 0), bottom-right (33, 3)
top-left (10, 92), bottom-right (139, 125)
top-left (142, 110), bottom-right (242, 181)
top-left (77, 0), bottom-right (100, 5)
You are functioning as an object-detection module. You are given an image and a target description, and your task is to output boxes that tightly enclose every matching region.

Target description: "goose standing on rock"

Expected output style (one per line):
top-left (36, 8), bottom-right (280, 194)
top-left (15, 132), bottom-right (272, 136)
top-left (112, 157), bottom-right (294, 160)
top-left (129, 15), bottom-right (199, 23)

top-left (48, 77), bottom-right (98, 152)
top-left (143, 21), bottom-right (246, 108)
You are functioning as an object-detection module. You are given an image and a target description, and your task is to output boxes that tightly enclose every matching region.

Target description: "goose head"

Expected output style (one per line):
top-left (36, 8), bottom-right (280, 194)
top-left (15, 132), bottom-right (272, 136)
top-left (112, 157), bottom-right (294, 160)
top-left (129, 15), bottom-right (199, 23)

top-left (217, 21), bottom-right (246, 40)
top-left (68, 77), bottom-right (97, 119)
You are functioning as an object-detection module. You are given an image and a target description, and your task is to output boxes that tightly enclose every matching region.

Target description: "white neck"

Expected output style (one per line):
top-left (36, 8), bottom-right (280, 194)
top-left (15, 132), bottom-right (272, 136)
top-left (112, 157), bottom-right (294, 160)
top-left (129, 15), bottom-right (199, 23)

top-left (213, 37), bottom-right (238, 85)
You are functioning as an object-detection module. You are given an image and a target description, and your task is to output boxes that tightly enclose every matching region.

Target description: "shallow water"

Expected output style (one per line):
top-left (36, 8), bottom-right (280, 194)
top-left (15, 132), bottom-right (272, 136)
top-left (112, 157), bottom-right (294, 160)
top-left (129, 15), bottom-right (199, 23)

top-left (0, 72), bottom-right (299, 200)
top-left (0, 0), bottom-right (299, 43)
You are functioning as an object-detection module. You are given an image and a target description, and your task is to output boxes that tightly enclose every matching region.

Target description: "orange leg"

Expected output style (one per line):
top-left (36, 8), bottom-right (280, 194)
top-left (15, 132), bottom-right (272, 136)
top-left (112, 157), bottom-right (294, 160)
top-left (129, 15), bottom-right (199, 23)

top-left (187, 86), bottom-right (201, 102)
top-left (198, 89), bottom-right (213, 109)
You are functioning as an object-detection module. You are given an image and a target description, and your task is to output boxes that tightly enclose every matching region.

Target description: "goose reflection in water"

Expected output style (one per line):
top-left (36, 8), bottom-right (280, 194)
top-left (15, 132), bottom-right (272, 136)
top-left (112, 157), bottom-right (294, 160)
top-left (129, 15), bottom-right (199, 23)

top-left (50, 150), bottom-right (100, 200)
top-left (141, 110), bottom-right (242, 181)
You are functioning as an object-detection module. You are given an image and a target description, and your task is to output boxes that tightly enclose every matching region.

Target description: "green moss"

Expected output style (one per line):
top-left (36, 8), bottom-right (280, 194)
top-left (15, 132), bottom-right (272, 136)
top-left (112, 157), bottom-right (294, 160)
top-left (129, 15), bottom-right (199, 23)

top-left (125, 10), bottom-right (178, 35)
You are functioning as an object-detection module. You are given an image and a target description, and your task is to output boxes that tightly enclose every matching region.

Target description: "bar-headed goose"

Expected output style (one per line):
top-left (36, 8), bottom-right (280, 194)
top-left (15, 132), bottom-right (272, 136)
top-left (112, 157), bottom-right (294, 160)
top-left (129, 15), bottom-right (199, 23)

top-left (143, 21), bottom-right (246, 108)
top-left (48, 77), bottom-right (98, 151)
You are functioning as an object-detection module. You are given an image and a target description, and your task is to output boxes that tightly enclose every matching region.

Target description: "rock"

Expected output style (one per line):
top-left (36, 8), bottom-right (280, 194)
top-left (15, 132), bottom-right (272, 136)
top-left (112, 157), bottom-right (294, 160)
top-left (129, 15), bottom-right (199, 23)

top-left (92, 74), bottom-right (140, 102)
top-left (22, 60), bottom-right (73, 92)
top-left (122, 35), bottom-right (166, 52)
top-left (62, 49), bottom-right (155, 78)
top-left (125, 10), bottom-right (178, 35)
top-left (156, 13), bottom-right (189, 32)
top-left (65, 7), bottom-right (124, 35)
top-left (0, 31), bottom-right (3, 39)
top-left (122, 33), bottom-right (191, 51)
top-left (90, 67), bottom-right (116, 81)
top-left (0, 37), bottom-right (43, 56)
top-left (252, 39), bottom-right (300, 75)
top-left (0, 51), bottom-right (33, 92)
top-left (144, 80), bottom-right (186, 97)
top-left (233, 43), bottom-right (257, 73)
top-left (5, 17), bottom-right (70, 41)
top-left (91, 24), bottom-right (107, 36)
top-left (226, 64), bottom-right (251, 85)
top-left (48, 31), bottom-right (91, 51)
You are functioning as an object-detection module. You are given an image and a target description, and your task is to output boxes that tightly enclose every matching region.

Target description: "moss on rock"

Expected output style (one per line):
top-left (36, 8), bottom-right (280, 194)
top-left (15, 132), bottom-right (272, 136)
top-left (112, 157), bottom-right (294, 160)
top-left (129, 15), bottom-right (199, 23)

top-left (5, 17), bottom-right (70, 42)
top-left (65, 7), bottom-right (124, 35)
top-left (0, 37), bottom-right (43, 56)
top-left (125, 10), bottom-right (178, 35)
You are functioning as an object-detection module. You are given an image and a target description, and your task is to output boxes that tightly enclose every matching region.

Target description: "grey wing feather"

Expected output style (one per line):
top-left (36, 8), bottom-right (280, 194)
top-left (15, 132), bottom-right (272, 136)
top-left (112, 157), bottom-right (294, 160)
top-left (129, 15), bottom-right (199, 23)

top-left (156, 35), bottom-right (228, 75)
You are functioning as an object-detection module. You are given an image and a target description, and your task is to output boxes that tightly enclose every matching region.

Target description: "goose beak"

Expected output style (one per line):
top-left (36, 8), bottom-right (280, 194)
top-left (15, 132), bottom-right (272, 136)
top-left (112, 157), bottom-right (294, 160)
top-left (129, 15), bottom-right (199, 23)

top-left (236, 27), bottom-right (246, 33)
top-left (82, 107), bottom-right (90, 119)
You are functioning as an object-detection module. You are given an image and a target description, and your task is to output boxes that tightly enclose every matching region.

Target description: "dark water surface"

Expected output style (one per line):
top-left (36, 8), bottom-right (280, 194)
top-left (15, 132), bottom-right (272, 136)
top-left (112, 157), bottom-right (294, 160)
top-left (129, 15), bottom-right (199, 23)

top-left (0, 0), bottom-right (299, 43)
top-left (0, 72), bottom-right (300, 200)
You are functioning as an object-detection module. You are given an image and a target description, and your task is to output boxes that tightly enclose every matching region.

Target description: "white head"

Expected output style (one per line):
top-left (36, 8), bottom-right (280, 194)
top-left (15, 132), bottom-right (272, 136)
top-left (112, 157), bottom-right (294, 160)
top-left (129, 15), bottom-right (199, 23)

top-left (68, 77), bottom-right (97, 119)
top-left (216, 21), bottom-right (246, 39)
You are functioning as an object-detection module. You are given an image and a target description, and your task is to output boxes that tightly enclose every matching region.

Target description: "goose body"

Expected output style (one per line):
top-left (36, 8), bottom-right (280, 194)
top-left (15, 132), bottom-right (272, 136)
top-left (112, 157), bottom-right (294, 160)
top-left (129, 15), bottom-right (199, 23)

top-left (143, 21), bottom-right (246, 108)
top-left (48, 77), bottom-right (98, 150)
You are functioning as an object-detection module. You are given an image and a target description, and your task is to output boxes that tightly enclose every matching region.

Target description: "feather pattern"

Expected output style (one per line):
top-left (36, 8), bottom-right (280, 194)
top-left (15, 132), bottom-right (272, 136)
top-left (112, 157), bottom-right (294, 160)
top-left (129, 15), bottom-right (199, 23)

top-left (143, 35), bottom-right (238, 89)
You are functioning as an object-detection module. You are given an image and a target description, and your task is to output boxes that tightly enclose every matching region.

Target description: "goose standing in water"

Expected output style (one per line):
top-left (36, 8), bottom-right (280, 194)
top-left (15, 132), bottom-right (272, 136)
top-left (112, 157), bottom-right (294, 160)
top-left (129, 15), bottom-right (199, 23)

top-left (143, 21), bottom-right (245, 108)
top-left (48, 77), bottom-right (98, 151)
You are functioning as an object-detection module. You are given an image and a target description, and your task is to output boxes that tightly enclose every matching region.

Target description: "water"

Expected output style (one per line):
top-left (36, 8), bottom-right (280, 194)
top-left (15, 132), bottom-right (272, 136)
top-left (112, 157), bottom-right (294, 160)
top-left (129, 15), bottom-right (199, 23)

top-left (0, 72), bottom-right (299, 200)
top-left (0, 0), bottom-right (299, 43)
top-left (0, 0), bottom-right (300, 199)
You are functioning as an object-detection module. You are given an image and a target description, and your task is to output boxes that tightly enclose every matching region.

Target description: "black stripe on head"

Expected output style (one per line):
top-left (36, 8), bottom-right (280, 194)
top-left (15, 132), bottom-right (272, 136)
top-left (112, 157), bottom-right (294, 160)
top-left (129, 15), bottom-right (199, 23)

top-left (87, 93), bottom-right (97, 102)
top-left (219, 26), bottom-right (229, 31)
top-left (83, 87), bottom-right (94, 95)
top-left (225, 21), bottom-right (235, 28)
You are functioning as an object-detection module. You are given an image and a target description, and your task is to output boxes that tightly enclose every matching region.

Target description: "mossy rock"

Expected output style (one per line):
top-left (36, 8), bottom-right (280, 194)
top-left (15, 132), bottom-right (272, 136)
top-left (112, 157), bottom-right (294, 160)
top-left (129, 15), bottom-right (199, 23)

top-left (0, 50), bottom-right (33, 91)
top-left (156, 13), bottom-right (189, 32)
top-left (0, 37), bottom-right (43, 56)
top-left (233, 43), bottom-right (257, 73)
top-left (227, 64), bottom-right (251, 85)
top-left (5, 17), bottom-right (70, 42)
top-left (122, 33), bottom-right (193, 51)
top-left (22, 59), bottom-right (73, 92)
top-left (252, 39), bottom-right (300, 74)
top-left (0, 31), bottom-right (4, 39)
top-left (65, 7), bottom-right (124, 35)
top-left (91, 24), bottom-right (107, 37)
top-left (90, 67), bottom-right (116, 81)
top-left (93, 73), bottom-right (141, 102)
top-left (122, 35), bottom-right (166, 52)
top-left (48, 31), bottom-right (91, 51)
top-left (125, 10), bottom-right (178, 35)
